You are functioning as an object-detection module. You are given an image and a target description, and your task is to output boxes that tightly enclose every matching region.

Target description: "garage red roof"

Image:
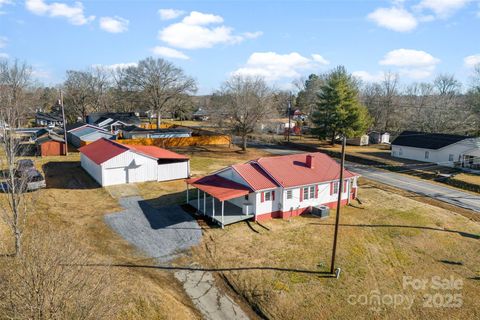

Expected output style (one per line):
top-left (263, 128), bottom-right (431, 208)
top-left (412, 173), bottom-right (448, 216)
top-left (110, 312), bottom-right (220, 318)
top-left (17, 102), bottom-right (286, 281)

top-left (124, 145), bottom-right (189, 160)
top-left (79, 138), bottom-right (128, 165)
top-left (186, 175), bottom-right (251, 201)
top-left (256, 152), bottom-right (357, 188)
top-left (232, 162), bottom-right (277, 191)
top-left (79, 138), bottom-right (189, 165)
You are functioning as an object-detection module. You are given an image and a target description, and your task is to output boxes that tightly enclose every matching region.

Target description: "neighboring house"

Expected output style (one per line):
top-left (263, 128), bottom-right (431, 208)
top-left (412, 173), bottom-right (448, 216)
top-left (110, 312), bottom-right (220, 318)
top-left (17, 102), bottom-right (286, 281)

top-left (346, 134), bottom-right (369, 146)
top-left (192, 108), bottom-right (209, 121)
top-left (292, 109), bottom-right (307, 121)
top-left (187, 152), bottom-right (359, 227)
top-left (66, 122), bottom-right (116, 148)
top-left (35, 112), bottom-right (63, 127)
top-left (35, 133), bottom-right (66, 156)
top-left (368, 131), bottom-right (390, 144)
top-left (121, 125), bottom-right (192, 139)
top-left (79, 138), bottom-right (190, 186)
top-left (391, 131), bottom-right (480, 169)
top-left (86, 112), bottom-right (141, 131)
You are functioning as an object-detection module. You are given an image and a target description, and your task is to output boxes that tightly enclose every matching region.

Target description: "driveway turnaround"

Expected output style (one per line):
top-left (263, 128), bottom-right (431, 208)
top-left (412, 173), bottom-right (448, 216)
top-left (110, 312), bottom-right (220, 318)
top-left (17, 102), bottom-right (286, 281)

top-left (105, 196), bottom-right (250, 320)
top-left (105, 196), bottom-right (202, 262)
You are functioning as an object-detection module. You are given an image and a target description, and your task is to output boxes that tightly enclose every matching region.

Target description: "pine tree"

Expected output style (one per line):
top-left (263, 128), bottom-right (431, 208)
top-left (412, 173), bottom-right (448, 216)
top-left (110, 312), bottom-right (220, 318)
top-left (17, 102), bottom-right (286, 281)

top-left (311, 66), bottom-right (371, 144)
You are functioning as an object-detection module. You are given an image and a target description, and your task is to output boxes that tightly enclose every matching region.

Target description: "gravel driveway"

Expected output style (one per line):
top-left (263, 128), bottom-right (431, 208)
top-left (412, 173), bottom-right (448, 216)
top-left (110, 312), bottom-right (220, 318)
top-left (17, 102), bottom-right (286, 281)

top-left (105, 196), bottom-right (202, 262)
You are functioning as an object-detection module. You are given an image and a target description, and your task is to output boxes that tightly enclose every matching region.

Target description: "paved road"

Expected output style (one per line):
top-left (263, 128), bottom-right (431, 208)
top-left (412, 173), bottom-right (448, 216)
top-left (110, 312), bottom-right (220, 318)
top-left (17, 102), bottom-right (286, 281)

top-left (348, 165), bottom-right (480, 213)
top-left (105, 196), bottom-right (250, 320)
top-left (251, 142), bottom-right (480, 213)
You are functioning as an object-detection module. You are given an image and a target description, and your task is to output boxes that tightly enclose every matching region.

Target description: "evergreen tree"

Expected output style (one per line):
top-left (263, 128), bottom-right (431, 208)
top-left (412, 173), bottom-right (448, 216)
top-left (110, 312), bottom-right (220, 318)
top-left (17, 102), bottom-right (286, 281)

top-left (311, 66), bottom-right (371, 144)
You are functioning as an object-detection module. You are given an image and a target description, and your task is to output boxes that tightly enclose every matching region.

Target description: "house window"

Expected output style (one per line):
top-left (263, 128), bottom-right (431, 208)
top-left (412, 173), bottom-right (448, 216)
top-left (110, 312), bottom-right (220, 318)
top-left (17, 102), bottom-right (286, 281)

top-left (303, 186), bottom-right (315, 200)
top-left (264, 191), bottom-right (271, 201)
top-left (399, 148), bottom-right (403, 156)
top-left (244, 194), bottom-right (249, 201)
top-left (286, 190), bottom-right (292, 199)
top-left (333, 182), bottom-right (339, 194)
top-left (448, 154), bottom-right (454, 162)
top-left (425, 151), bottom-right (430, 159)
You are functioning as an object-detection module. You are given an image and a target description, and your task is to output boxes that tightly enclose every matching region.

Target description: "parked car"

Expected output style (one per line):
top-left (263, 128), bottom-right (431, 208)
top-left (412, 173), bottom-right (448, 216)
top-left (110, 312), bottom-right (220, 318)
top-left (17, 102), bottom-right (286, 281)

top-left (14, 159), bottom-right (46, 191)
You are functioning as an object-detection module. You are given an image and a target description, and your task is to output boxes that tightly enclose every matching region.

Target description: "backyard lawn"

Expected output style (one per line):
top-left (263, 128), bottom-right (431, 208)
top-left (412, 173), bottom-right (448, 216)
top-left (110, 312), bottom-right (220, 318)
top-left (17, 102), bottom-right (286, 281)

top-left (191, 180), bottom-right (480, 320)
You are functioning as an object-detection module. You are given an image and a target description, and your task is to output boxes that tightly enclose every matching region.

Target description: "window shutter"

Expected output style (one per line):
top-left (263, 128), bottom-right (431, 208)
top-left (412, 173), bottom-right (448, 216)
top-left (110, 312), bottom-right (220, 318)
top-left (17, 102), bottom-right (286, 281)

top-left (300, 188), bottom-right (303, 202)
top-left (343, 180), bottom-right (347, 193)
top-left (272, 190), bottom-right (275, 201)
top-left (261, 192), bottom-right (264, 203)
top-left (315, 185), bottom-right (319, 198)
top-left (330, 182), bottom-right (334, 195)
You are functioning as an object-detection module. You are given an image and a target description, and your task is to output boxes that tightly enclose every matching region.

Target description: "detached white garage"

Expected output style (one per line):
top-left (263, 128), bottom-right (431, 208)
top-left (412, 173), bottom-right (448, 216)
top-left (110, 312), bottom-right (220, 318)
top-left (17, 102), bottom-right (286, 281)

top-left (79, 138), bottom-right (190, 186)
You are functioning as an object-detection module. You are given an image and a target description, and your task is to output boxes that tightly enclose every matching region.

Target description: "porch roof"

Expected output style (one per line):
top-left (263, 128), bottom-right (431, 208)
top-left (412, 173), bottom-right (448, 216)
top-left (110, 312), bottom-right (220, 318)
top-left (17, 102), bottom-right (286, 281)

top-left (186, 175), bottom-right (252, 201)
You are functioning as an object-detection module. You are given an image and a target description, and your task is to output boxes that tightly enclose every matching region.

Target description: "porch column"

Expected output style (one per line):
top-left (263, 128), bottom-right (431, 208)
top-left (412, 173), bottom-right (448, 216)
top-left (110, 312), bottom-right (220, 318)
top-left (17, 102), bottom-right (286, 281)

top-left (212, 197), bottom-right (215, 221)
top-left (186, 184), bottom-right (189, 203)
top-left (197, 189), bottom-right (200, 213)
top-left (221, 201), bottom-right (224, 229)
top-left (203, 192), bottom-right (206, 216)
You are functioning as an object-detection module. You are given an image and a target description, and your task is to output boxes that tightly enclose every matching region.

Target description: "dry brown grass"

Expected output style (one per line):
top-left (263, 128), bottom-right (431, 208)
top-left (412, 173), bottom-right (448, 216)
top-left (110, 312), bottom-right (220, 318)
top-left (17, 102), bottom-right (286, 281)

top-left (452, 173), bottom-right (480, 185)
top-left (0, 152), bottom-right (201, 319)
top-left (193, 182), bottom-right (480, 320)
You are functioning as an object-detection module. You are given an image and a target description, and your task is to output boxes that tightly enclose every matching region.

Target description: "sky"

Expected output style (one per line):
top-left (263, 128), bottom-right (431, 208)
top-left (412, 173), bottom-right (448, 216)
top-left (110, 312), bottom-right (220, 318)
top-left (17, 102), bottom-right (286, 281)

top-left (0, 0), bottom-right (479, 94)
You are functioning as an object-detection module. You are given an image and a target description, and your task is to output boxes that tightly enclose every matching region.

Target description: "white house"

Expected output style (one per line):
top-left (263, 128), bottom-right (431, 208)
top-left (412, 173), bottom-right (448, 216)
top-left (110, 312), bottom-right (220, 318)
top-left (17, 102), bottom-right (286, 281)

top-left (79, 138), bottom-right (190, 186)
top-left (391, 131), bottom-right (480, 169)
top-left (186, 152), bottom-right (360, 227)
top-left (66, 123), bottom-right (116, 148)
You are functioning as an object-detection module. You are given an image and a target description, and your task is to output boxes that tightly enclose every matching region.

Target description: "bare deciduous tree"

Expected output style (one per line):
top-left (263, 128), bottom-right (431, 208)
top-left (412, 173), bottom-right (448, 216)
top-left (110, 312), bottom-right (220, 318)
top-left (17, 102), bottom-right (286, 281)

top-left (210, 76), bottom-right (275, 151)
top-left (123, 57), bottom-right (197, 127)
top-left (0, 59), bottom-right (32, 256)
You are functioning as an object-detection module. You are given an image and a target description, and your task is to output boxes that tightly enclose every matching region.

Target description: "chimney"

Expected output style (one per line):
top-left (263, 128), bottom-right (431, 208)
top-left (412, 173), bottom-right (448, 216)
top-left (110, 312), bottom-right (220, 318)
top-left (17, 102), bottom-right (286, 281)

top-left (306, 155), bottom-right (314, 169)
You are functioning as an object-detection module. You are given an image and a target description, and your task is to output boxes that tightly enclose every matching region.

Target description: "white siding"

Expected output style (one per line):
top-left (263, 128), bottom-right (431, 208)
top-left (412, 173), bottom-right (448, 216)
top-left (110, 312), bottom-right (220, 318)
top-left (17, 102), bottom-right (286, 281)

top-left (391, 138), bottom-right (480, 167)
top-left (80, 153), bottom-right (103, 185)
top-left (254, 187), bottom-right (283, 215)
top-left (217, 168), bottom-right (250, 187)
top-left (101, 151), bottom-right (158, 186)
top-left (157, 161), bottom-right (189, 181)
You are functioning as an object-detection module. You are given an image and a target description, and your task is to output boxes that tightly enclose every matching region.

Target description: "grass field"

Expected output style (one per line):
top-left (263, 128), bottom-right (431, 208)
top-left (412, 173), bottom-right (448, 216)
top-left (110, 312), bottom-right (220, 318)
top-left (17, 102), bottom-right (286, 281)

top-left (192, 180), bottom-right (480, 320)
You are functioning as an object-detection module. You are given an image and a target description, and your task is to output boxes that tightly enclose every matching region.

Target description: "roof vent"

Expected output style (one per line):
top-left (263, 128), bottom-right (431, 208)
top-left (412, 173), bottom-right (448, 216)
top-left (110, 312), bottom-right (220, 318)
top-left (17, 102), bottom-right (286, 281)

top-left (306, 155), bottom-right (314, 169)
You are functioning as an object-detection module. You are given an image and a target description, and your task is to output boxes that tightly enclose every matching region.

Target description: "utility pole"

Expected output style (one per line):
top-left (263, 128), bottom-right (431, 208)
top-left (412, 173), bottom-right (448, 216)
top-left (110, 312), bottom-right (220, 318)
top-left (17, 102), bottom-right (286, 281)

top-left (60, 90), bottom-right (68, 156)
top-left (287, 94), bottom-right (292, 142)
top-left (330, 135), bottom-right (346, 276)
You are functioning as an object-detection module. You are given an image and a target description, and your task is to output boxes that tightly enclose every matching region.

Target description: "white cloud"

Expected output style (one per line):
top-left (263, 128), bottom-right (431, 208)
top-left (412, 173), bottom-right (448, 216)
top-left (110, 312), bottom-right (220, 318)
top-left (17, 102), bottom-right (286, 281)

top-left (243, 31), bottom-right (263, 39)
top-left (25, 0), bottom-right (95, 25)
top-left (352, 71), bottom-right (384, 82)
top-left (92, 62), bottom-right (137, 70)
top-left (311, 54), bottom-right (330, 65)
top-left (0, 36), bottom-right (7, 48)
top-left (368, 6), bottom-right (418, 32)
top-left (416, 0), bottom-right (471, 18)
top-left (158, 8), bottom-right (185, 20)
top-left (379, 48), bottom-right (440, 79)
top-left (158, 11), bottom-right (261, 49)
top-left (464, 54), bottom-right (480, 68)
top-left (380, 48), bottom-right (440, 67)
top-left (99, 16), bottom-right (129, 33)
top-left (182, 11), bottom-right (223, 25)
top-left (232, 52), bottom-right (329, 82)
top-left (0, 0), bottom-right (12, 8)
top-left (152, 46), bottom-right (190, 60)
top-left (0, 52), bottom-right (9, 59)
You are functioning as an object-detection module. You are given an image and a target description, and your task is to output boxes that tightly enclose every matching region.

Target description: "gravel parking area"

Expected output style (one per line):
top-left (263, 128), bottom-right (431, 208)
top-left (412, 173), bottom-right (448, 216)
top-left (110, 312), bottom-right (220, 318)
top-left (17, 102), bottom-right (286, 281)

top-left (105, 196), bottom-right (202, 262)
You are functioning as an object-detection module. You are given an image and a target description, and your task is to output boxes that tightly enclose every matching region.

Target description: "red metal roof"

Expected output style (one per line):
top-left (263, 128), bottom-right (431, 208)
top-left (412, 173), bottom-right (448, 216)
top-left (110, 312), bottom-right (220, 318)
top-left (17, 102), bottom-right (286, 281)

top-left (186, 175), bottom-right (251, 201)
top-left (124, 145), bottom-right (188, 160)
top-left (79, 138), bottom-right (189, 165)
top-left (256, 152), bottom-right (357, 188)
top-left (232, 162), bottom-right (277, 191)
top-left (79, 138), bottom-right (128, 165)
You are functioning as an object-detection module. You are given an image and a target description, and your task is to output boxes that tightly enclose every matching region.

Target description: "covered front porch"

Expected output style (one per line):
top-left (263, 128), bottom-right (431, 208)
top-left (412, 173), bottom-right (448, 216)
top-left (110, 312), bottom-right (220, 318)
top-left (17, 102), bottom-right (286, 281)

top-left (186, 175), bottom-right (254, 228)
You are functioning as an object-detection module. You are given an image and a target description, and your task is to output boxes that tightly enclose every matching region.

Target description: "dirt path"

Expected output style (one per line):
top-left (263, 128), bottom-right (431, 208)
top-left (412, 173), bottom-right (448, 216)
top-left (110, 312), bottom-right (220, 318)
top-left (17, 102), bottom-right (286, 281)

top-left (105, 193), bottom-right (250, 320)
